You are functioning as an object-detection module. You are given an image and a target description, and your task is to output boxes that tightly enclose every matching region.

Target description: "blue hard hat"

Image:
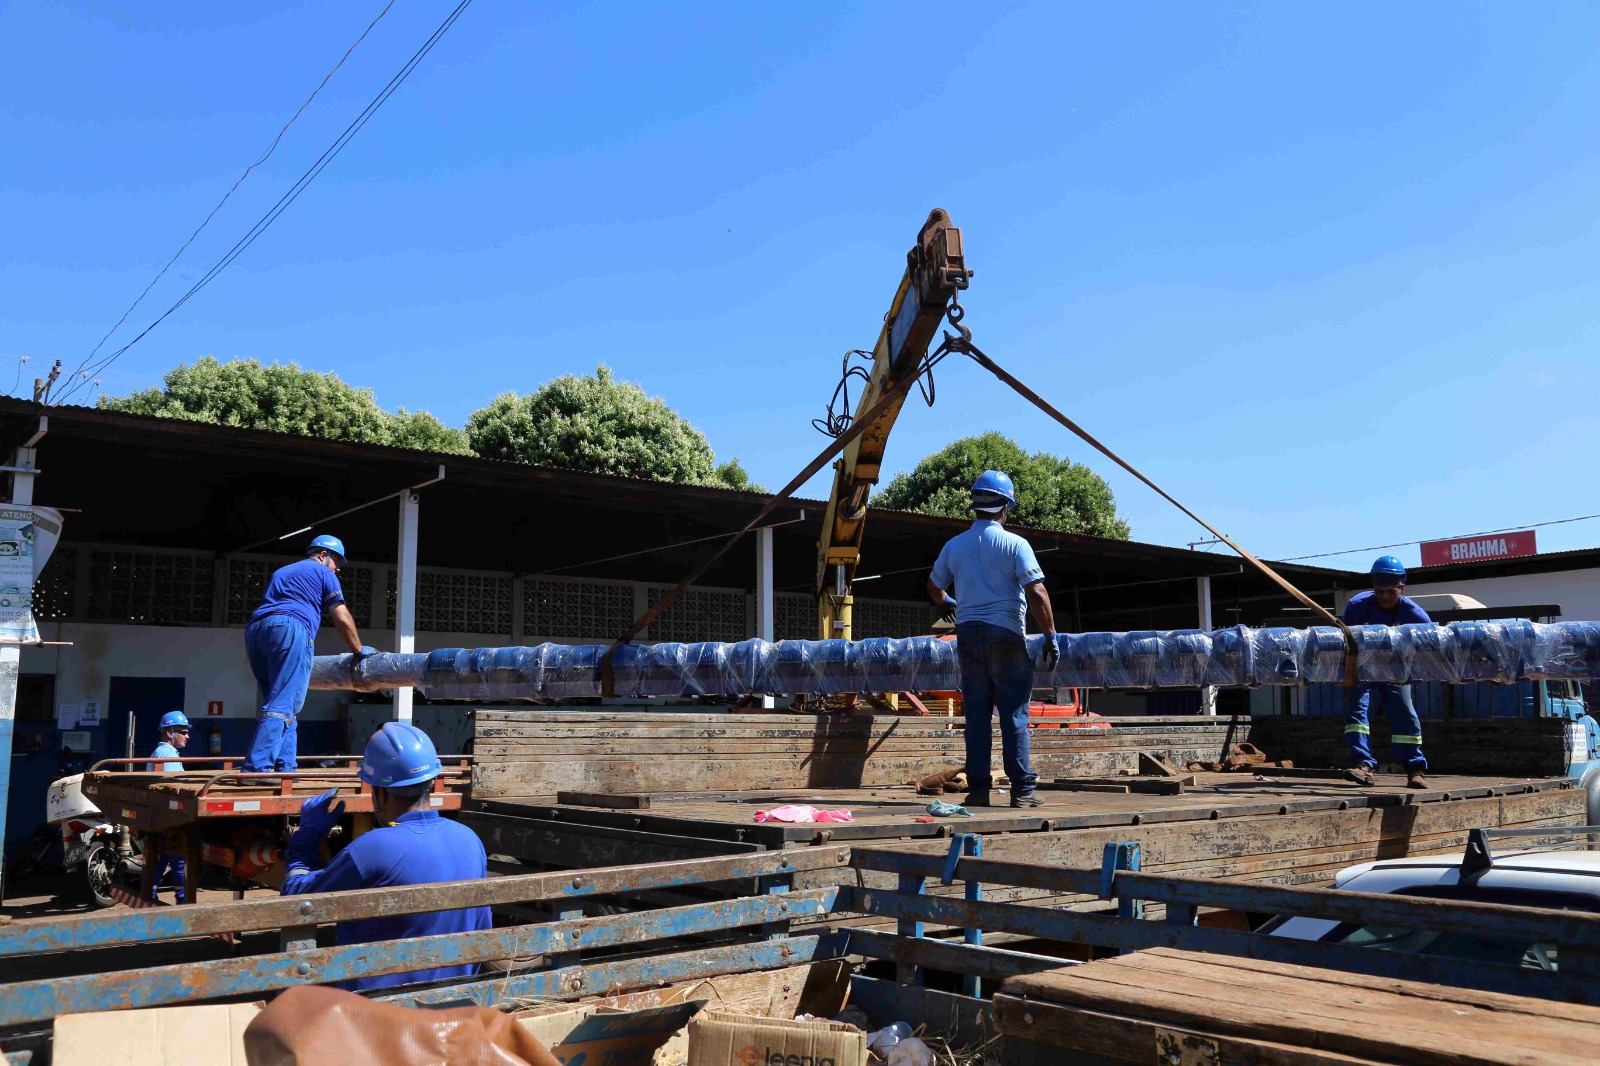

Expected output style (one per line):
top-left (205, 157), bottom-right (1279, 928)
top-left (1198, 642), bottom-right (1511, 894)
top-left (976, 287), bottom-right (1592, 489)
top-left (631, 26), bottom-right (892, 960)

top-left (359, 722), bottom-right (442, 789)
top-left (308, 534), bottom-right (346, 565)
top-left (970, 469), bottom-right (1017, 508)
top-left (159, 710), bottom-right (190, 730)
top-left (1371, 555), bottom-right (1406, 587)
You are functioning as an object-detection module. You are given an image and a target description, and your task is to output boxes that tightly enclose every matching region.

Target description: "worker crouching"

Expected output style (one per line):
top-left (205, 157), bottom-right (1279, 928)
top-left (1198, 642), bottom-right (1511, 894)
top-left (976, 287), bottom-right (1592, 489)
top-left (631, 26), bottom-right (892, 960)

top-left (925, 470), bottom-right (1060, 809)
top-left (281, 723), bottom-right (491, 992)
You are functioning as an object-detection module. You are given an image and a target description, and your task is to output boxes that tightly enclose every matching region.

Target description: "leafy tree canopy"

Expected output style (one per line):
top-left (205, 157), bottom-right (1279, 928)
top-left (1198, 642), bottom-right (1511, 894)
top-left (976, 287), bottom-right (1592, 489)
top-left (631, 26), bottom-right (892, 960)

top-left (466, 365), bottom-right (735, 485)
top-left (874, 431), bottom-right (1130, 539)
top-left (98, 356), bottom-right (472, 454)
top-left (710, 457), bottom-right (765, 493)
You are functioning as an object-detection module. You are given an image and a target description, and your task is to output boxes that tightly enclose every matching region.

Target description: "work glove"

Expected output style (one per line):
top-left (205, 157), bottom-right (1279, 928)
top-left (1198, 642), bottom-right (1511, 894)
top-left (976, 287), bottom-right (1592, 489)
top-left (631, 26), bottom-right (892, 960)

top-left (937, 601), bottom-right (958, 624)
top-left (1040, 634), bottom-right (1061, 675)
top-left (296, 788), bottom-right (346, 839)
top-left (355, 645), bottom-right (379, 658)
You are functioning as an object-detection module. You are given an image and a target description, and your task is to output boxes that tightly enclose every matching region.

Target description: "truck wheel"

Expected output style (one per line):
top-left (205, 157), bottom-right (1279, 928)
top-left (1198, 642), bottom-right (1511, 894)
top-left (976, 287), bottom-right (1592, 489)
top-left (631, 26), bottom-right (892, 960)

top-left (84, 841), bottom-right (119, 909)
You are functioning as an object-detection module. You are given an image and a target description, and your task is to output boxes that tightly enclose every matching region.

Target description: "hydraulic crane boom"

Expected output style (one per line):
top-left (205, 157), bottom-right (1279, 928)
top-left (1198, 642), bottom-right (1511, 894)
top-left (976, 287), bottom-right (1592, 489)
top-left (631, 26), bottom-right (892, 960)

top-left (815, 209), bottom-right (972, 639)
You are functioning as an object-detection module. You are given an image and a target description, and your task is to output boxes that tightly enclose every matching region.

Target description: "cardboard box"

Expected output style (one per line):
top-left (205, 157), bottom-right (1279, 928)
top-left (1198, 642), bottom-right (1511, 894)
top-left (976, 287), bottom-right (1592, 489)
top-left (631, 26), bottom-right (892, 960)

top-left (519, 1000), bottom-right (705, 1066)
top-left (687, 1011), bottom-right (866, 1066)
top-left (54, 1003), bottom-right (262, 1066)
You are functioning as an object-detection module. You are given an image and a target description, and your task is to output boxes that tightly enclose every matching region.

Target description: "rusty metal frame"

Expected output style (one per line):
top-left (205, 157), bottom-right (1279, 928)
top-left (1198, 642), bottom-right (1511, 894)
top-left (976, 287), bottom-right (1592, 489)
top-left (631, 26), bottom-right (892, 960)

top-left (6, 837), bottom-right (1600, 1030)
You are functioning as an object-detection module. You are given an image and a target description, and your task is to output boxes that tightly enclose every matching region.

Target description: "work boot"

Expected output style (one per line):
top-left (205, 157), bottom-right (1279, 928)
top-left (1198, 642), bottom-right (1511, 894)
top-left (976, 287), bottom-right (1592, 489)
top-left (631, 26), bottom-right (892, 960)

top-left (1343, 765), bottom-right (1375, 786)
top-left (1011, 794), bottom-right (1045, 809)
top-left (961, 793), bottom-right (992, 808)
top-left (1407, 770), bottom-right (1428, 790)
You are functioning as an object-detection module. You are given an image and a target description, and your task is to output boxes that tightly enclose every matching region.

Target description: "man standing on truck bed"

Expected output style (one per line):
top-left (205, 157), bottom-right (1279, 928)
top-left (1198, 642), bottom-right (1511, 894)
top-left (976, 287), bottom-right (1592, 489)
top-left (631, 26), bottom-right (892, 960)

top-left (925, 470), bottom-right (1060, 810)
top-left (281, 723), bottom-right (491, 992)
top-left (242, 534), bottom-right (376, 773)
top-left (1342, 556), bottom-right (1430, 789)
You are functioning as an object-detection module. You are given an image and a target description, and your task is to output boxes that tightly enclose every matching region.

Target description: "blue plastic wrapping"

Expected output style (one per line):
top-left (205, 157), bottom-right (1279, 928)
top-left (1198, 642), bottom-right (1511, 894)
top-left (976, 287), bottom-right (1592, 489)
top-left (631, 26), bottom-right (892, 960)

top-left (306, 620), bottom-right (1600, 699)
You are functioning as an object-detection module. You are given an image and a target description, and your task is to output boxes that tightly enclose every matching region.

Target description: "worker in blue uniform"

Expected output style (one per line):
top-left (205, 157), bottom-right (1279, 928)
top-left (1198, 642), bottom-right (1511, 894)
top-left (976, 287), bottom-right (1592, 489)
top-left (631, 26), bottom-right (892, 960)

top-left (147, 710), bottom-right (191, 901)
top-left (925, 470), bottom-right (1060, 810)
top-left (242, 534), bottom-right (376, 773)
top-left (1342, 556), bottom-right (1431, 789)
top-left (281, 722), bottom-right (491, 992)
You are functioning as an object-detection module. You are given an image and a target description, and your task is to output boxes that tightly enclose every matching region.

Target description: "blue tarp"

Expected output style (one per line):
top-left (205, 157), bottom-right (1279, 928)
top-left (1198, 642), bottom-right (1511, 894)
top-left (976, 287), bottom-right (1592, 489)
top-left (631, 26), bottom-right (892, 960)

top-left (308, 619), bottom-right (1600, 699)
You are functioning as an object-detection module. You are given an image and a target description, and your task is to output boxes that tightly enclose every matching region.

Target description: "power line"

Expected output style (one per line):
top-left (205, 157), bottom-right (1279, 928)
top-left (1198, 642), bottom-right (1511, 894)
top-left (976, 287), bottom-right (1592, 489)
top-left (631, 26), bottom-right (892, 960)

top-left (73, 2), bottom-right (397, 380)
top-left (1278, 512), bottom-right (1600, 562)
top-left (54, 0), bottom-right (474, 406)
top-left (5, 355), bottom-right (29, 399)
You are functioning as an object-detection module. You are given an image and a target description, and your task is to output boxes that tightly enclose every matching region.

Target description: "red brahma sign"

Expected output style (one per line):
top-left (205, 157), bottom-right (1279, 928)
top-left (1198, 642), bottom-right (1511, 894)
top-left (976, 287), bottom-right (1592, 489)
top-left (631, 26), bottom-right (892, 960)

top-left (1420, 530), bottom-right (1537, 566)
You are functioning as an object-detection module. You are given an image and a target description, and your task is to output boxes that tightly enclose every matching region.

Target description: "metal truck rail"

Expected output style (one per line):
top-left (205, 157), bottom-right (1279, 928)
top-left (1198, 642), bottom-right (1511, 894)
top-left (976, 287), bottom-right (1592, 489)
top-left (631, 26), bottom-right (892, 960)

top-left (4, 833), bottom-right (1600, 1033)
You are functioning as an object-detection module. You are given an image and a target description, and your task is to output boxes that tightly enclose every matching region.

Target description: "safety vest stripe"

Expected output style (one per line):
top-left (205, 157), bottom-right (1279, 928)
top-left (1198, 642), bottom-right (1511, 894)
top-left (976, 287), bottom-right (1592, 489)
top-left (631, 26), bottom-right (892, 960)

top-left (1344, 723), bottom-right (1370, 735)
top-left (1392, 734), bottom-right (1423, 745)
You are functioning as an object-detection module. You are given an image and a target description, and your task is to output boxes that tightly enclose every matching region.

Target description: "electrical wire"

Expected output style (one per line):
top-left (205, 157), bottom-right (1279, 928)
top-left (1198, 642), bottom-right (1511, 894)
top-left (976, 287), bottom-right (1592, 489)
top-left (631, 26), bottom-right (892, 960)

top-left (5, 355), bottom-right (29, 399)
top-left (73, 1), bottom-right (397, 380)
top-left (53, 0), bottom-right (474, 406)
top-left (1277, 513), bottom-right (1600, 562)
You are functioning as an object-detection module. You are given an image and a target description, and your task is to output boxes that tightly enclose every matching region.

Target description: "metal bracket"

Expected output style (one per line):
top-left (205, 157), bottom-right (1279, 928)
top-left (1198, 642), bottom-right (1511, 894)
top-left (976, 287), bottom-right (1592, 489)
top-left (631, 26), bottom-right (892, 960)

top-left (939, 832), bottom-right (985, 997)
top-left (1101, 841), bottom-right (1144, 921)
top-left (941, 832), bottom-right (979, 885)
top-left (1155, 1029), bottom-right (1220, 1066)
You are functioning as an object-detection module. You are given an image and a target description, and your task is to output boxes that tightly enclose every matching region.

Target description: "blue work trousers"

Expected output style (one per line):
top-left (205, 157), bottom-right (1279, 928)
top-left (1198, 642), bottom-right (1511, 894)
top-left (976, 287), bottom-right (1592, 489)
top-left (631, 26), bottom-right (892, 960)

top-left (1345, 683), bottom-right (1427, 771)
top-left (151, 854), bottom-right (186, 904)
top-left (956, 621), bottom-right (1038, 798)
top-left (243, 615), bottom-right (314, 773)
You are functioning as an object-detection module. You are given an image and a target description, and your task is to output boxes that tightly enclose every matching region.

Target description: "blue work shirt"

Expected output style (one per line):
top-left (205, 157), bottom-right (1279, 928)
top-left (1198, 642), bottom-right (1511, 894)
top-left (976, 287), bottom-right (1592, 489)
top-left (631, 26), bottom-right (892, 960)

top-left (930, 519), bottom-right (1046, 636)
top-left (1342, 591), bottom-right (1432, 627)
top-left (148, 742), bottom-right (183, 773)
top-left (281, 810), bottom-right (492, 992)
top-left (248, 557), bottom-right (345, 636)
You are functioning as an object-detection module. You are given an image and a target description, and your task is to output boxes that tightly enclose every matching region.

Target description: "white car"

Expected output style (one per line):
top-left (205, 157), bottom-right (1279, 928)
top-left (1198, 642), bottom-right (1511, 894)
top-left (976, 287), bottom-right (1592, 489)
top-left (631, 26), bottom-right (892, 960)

top-left (1262, 829), bottom-right (1600, 972)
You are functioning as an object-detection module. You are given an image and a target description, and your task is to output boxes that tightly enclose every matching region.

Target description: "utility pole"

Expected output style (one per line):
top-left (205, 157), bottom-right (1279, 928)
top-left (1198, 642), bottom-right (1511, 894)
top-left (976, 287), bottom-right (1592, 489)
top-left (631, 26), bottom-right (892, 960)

top-left (0, 414), bottom-right (47, 902)
top-left (33, 360), bottom-right (61, 404)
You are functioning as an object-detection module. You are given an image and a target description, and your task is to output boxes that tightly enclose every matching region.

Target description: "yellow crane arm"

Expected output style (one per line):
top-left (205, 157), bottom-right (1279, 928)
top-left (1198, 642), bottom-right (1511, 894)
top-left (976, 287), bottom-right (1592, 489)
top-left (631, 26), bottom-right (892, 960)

top-left (815, 209), bottom-right (972, 639)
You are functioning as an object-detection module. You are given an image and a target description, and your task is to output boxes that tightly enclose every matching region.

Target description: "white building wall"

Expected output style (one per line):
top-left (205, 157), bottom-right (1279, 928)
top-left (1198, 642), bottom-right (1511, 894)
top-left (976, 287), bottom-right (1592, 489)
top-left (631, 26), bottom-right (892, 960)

top-left (1407, 567), bottom-right (1600, 622)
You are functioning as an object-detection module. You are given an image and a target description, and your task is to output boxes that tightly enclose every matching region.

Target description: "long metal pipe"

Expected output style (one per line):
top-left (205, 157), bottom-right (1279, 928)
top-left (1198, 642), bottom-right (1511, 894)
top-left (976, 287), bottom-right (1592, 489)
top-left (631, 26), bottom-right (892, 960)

top-left (309, 619), bottom-right (1600, 699)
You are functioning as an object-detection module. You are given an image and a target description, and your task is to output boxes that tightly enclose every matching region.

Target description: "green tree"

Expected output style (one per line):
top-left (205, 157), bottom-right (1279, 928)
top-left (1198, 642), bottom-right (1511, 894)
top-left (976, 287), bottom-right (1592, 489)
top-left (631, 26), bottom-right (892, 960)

top-left (874, 431), bottom-right (1130, 538)
top-left (466, 365), bottom-right (725, 484)
top-left (98, 356), bottom-right (472, 454)
top-left (710, 458), bottom-right (766, 493)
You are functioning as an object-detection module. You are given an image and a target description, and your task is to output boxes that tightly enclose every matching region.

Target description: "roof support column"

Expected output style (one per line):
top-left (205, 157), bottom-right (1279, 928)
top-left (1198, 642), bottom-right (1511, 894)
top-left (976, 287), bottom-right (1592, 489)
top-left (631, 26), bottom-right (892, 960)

top-left (393, 490), bottom-right (419, 724)
top-left (1197, 575), bottom-right (1216, 716)
top-left (755, 525), bottom-right (775, 709)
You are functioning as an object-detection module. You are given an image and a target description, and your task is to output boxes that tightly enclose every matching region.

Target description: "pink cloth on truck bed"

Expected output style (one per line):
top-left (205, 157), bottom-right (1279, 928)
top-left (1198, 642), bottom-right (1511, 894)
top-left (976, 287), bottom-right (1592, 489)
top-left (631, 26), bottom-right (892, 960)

top-left (752, 804), bottom-right (854, 823)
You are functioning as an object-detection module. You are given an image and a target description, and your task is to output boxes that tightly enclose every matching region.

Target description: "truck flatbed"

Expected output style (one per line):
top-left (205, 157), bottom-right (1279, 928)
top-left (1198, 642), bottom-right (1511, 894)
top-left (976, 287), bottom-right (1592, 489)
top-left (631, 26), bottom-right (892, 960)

top-left (82, 756), bottom-right (472, 833)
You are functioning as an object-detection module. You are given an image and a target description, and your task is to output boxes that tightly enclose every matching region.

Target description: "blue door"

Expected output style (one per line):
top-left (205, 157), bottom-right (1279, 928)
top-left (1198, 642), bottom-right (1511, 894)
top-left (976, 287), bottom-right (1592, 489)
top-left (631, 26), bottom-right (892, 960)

top-left (106, 677), bottom-right (187, 769)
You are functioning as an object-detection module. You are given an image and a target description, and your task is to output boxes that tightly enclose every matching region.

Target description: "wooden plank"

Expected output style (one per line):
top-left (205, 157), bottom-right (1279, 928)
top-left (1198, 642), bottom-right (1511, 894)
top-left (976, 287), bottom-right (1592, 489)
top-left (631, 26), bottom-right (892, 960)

top-left (556, 791), bottom-right (651, 809)
top-left (461, 811), bottom-right (761, 866)
top-left (996, 949), bottom-right (1600, 1065)
top-left (997, 997), bottom-right (1393, 1066)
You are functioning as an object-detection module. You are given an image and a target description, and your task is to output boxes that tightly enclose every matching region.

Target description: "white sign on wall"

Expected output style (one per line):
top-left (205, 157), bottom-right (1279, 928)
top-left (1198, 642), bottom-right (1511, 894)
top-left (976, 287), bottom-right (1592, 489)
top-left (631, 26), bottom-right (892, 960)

top-left (0, 507), bottom-right (39, 643)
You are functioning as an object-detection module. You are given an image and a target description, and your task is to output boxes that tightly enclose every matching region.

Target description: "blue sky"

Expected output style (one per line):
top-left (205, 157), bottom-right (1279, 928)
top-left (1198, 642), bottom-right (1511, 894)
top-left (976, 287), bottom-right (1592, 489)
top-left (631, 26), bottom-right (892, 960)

top-left (4, 1), bottom-right (1598, 566)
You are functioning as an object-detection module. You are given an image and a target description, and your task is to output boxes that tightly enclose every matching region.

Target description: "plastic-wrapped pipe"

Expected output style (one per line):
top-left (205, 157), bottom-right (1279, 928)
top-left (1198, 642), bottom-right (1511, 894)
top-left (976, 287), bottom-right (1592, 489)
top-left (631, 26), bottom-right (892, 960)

top-left (307, 620), bottom-right (1600, 699)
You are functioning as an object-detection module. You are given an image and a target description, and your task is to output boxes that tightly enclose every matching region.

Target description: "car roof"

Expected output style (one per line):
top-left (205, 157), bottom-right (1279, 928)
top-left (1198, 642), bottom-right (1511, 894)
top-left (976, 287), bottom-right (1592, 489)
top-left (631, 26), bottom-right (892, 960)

top-left (1336, 848), bottom-right (1600, 893)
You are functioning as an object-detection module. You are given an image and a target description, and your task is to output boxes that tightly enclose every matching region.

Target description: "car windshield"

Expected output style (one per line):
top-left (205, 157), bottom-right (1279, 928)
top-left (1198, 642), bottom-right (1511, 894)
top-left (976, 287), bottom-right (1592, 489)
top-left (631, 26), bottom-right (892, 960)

top-left (1316, 884), bottom-right (1600, 972)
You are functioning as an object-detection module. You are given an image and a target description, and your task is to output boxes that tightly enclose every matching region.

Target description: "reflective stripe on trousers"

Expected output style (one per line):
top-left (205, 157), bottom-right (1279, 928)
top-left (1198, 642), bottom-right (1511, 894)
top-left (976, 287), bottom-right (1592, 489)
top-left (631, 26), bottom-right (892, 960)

top-left (1344, 682), bottom-right (1426, 771)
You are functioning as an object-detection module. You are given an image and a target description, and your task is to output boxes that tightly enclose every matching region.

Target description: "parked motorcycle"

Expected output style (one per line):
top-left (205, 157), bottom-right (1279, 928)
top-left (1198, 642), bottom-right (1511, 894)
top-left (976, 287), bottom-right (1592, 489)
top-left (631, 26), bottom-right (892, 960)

top-left (44, 773), bottom-right (140, 907)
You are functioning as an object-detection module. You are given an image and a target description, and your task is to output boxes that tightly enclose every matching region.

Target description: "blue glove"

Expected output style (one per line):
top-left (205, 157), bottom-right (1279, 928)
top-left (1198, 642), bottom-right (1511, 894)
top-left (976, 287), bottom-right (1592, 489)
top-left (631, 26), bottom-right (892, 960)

top-left (937, 601), bottom-right (957, 624)
top-left (1040, 634), bottom-right (1061, 674)
top-left (356, 646), bottom-right (379, 658)
top-left (297, 788), bottom-right (346, 839)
